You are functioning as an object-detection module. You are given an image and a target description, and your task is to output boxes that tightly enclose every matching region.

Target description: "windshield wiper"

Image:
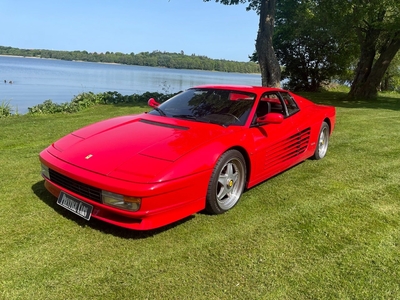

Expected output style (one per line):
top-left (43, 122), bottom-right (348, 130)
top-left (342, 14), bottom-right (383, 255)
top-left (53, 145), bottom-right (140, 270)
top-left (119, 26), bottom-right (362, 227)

top-left (172, 114), bottom-right (197, 120)
top-left (153, 107), bottom-right (166, 117)
top-left (205, 119), bottom-right (228, 127)
top-left (172, 114), bottom-right (227, 127)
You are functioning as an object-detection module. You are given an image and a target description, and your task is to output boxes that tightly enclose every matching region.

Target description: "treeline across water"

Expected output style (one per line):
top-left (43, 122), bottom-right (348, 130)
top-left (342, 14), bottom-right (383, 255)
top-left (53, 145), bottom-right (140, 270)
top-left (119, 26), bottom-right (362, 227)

top-left (0, 46), bottom-right (260, 74)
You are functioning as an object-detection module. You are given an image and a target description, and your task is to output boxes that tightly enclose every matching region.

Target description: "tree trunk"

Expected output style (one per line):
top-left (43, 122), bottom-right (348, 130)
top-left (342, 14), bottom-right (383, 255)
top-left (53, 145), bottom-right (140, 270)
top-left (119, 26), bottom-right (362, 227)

top-left (348, 26), bottom-right (380, 99)
top-left (348, 5), bottom-right (400, 99)
top-left (361, 37), bottom-right (400, 96)
top-left (349, 35), bottom-right (400, 99)
top-left (256, 0), bottom-right (281, 87)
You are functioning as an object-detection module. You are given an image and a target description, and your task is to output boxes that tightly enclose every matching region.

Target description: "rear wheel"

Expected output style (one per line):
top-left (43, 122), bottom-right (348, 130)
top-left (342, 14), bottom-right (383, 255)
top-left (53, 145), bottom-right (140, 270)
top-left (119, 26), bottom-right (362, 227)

top-left (312, 121), bottom-right (330, 160)
top-left (205, 150), bottom-right (246, 214)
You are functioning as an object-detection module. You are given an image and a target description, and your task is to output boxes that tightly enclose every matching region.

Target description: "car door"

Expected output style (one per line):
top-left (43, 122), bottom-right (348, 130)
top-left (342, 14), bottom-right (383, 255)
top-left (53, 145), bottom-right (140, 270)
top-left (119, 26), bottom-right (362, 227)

top-left (248, 91), bottom-right (309, 186)
top-left (279, 91), bottom-right (313, 160)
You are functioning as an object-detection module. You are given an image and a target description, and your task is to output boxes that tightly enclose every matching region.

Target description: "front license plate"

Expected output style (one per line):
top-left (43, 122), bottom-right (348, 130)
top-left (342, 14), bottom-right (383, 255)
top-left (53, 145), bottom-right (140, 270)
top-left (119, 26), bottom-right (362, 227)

top-left (57, 191), bottom-right (93, 221)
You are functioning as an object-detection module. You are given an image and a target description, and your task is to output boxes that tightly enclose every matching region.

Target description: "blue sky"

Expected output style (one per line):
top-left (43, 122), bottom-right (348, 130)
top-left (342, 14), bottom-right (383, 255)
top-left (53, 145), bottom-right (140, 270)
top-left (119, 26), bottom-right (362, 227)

top-left (0, 0), bottom-right (259, 62)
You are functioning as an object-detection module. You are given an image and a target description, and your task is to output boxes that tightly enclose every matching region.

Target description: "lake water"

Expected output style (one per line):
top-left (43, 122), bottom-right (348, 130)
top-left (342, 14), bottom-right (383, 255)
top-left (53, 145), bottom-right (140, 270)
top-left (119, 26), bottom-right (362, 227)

top-left (0, 56), bottom-right (261, 114)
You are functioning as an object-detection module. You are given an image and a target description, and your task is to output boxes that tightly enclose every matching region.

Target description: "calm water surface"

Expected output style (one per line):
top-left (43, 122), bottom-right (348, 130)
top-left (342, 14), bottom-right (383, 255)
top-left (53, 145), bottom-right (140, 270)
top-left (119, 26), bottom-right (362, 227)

top-left (0, 56), bottom-right (261, 114)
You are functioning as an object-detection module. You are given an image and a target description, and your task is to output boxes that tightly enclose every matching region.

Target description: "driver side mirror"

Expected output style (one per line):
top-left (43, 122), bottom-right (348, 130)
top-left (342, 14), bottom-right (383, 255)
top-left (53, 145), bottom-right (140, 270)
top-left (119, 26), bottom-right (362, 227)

top-left (148, 98), bottom-right (160, 108)
top-left (256, 112), bottom-right (284, 125)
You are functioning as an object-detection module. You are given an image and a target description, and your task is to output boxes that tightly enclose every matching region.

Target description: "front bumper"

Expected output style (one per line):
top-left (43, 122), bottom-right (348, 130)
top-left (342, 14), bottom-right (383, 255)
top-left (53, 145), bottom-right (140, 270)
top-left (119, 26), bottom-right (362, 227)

top-left (40, 150), bottom-right (210, 230)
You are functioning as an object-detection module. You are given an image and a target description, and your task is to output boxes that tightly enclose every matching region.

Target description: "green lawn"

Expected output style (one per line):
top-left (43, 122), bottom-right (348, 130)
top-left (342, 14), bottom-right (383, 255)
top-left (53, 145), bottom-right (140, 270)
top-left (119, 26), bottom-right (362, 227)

top-left (1, 92), bottom-right (400, 299)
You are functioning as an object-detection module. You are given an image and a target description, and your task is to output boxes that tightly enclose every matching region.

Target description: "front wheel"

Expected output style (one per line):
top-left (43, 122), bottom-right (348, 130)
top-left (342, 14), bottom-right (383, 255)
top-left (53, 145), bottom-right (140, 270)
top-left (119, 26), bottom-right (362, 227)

top-left (205, 150), bottom-right (246, 214)
top-left (312, 121), bottom-right (330, 160)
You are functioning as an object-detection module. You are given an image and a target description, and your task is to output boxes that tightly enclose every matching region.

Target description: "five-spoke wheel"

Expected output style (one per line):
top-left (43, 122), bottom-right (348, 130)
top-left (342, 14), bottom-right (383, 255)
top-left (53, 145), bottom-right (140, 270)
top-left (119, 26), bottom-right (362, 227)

top-left (206, 150), bottom-right (246, 214)
top-left (313, 121), bottom-right (330, 160)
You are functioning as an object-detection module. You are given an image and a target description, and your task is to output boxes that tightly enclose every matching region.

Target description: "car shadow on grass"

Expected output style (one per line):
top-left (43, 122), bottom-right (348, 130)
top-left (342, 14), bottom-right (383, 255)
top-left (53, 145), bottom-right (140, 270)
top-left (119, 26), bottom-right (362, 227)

top-left (31, 180), bottom-right (194, 239)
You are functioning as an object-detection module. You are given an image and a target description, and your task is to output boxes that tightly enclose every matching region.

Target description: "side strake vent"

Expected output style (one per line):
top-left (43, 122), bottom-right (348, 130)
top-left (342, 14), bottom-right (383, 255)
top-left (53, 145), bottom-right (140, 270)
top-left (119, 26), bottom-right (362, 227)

top-left (140, 119), bottom-right (189, 130)
top-left (265, 127), bottom-right (311, 169)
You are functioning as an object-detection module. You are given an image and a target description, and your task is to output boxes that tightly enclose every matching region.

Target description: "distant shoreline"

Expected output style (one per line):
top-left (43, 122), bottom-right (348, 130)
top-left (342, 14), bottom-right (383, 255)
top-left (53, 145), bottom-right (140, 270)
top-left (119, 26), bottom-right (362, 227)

top-left (0, 54), bottom-right (261, 74)
top-left (0, 54), bottom-right (122, 65)
top-left (0, 46), bottom-right (261, 74)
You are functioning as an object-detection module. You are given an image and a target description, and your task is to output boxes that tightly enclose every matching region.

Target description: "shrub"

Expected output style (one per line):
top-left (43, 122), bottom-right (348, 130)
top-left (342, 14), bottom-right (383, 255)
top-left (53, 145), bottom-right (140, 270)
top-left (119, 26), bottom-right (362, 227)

top-left (27, 91), bottom-right (178, 115)
top-left (0, 100), bottom-right (13, 118)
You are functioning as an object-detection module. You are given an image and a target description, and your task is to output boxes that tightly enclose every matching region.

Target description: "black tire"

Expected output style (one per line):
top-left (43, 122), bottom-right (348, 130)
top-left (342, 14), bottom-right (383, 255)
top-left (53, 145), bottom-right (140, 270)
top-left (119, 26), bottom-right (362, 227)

top-left (312, 121), bottom-right (330, 160)
top-left (205, 149), bottom-right (246, 214)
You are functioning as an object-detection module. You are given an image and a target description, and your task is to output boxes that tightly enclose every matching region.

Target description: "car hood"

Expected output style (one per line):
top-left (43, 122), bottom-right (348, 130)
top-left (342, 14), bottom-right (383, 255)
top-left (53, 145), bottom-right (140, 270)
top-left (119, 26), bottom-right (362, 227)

top-left (48, 114), bottom-right (227, 179)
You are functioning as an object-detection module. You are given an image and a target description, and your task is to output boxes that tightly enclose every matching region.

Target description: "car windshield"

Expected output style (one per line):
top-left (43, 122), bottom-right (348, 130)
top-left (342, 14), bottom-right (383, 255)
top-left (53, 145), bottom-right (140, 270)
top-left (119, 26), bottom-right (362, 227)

top-left (149, 88), bottom-right (256, 126)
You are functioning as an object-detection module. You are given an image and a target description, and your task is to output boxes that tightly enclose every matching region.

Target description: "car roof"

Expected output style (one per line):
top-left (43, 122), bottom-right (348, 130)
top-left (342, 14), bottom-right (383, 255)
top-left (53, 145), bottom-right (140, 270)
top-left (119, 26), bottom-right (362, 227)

top-left (191, 84), bottom-right (287, 94)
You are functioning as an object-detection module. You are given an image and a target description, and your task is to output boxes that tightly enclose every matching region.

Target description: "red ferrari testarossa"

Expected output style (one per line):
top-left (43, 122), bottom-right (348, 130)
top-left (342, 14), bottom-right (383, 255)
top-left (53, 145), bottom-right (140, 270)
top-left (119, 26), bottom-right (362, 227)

top-left (39, 85), bottom-right (335, 230)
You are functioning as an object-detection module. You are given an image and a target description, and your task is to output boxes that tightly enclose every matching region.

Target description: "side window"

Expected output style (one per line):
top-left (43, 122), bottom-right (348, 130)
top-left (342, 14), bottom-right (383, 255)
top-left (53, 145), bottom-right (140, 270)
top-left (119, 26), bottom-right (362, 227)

top-left (259, 92), bottom-right (285, 115)
top-left (280, 92), bottom-right (299, 116)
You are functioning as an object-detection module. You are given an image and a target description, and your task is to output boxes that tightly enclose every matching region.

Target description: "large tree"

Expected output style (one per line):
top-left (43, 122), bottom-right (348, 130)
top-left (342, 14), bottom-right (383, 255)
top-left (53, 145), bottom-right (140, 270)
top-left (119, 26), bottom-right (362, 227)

top-left (323, 0), bottom-right (400, 99)
top-left (204, 0), bottom-right (281, 87)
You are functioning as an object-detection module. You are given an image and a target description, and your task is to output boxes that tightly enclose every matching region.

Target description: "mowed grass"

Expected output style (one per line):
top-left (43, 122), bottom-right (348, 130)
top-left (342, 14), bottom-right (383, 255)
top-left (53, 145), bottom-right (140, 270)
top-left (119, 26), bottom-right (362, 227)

top-left (1, 93), bottom-right (400, 299)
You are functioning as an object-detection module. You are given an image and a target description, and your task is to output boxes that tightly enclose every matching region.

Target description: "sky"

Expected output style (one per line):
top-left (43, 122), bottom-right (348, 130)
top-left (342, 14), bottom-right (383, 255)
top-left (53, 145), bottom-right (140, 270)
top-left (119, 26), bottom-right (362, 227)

top-left (0, 0), bottom-right (259, 62)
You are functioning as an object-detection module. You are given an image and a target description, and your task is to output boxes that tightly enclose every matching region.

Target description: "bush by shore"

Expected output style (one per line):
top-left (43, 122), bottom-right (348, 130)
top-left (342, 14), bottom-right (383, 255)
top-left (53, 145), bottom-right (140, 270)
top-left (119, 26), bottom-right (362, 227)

top-left (0, 91), bottom-right (177, 117)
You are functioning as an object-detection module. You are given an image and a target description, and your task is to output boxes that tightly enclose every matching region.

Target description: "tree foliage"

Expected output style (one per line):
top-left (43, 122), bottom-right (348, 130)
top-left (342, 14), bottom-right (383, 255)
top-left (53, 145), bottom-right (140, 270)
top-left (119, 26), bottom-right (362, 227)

top-left (277, 0), bottom-right (400, 96)
top-left (0, 46), bottom-right (260, 74)
top-left (306, 0), bottom-right (400, 97)
top-left (274, 0), bottom-right (358, 91)
top-left (206, 0), bottom-right (400, 97)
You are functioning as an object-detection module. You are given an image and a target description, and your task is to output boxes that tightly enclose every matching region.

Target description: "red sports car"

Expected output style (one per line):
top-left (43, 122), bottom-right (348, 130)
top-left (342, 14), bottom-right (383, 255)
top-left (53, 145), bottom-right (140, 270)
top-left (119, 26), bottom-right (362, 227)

top-left (39, 85), bottom-right (335, 230)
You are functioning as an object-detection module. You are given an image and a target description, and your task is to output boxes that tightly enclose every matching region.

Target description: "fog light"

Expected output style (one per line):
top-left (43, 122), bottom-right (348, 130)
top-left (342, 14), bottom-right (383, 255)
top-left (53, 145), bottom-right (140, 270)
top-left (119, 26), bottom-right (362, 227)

top-left (101, 191), bottom-right (141, 211)
top-left (41, 164), bottom-right (50, 179)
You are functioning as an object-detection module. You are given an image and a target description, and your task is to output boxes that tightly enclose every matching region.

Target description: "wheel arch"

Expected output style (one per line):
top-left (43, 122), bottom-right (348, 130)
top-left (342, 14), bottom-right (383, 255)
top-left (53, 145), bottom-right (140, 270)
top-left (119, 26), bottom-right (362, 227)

top-left (323, 117), bottom-right (332, 134)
